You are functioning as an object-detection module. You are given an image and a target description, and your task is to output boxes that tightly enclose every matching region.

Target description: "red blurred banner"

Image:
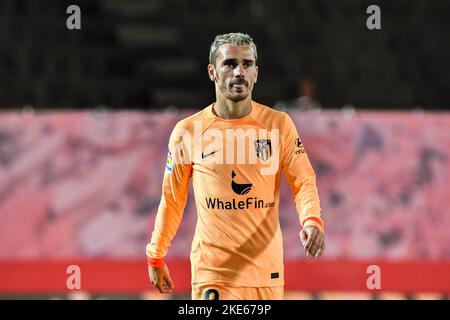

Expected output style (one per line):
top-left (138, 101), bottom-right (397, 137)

top-left (0, 259), bottom-right (449, 294)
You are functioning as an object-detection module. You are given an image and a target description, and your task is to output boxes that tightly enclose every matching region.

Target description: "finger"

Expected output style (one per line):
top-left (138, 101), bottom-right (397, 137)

top-left (305, 241), bottom-right (314, 257)
top-left (162, 281), bottom-right (170, 293)
top-left (160, 277), bottom-right (172, 293)
top-left (165, 275), bottom-right (174, 291)
top-left (317, 241), bottom-right (325, 257)
top-left (306, 244), bottom-right (313, 258)
top-left (305, 230), bottom-right (318, 252)
top-left (314, 248), bottom-right (321, 258)
top-left (308, 236), bottom-right (319, 257)
top-left (162, 279), bottom-right (173, 293)
top-left (299, 230), bottom-right (307, 246)
top-left (149, 267), bottom-right (160, 290)
top-left (155, 280), bottom-right (165, 293)
top-left (158, 274), bottom-right (171, 293)
top-left (308, 236), bottom-right (320, 258)
top-left (313, 237), bottom-right (324, 258)
top-left (311, 231), bottom-right (325, 258)
top-left (150, 278), bottom-right (158, 289)
top-left (313, 234), bottom-right (324, 256)
top-left (317, 235), bottom-right (326, 257)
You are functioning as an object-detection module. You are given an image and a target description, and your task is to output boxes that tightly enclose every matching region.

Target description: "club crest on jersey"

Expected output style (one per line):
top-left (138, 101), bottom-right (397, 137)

top-left (254, 139), bottom-right (272, 161)
top-left (165, 151), bottom-right (174, 174)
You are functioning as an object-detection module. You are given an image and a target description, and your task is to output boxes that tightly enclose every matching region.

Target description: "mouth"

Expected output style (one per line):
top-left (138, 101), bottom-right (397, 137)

top-left (230, 82), bottom-right (248, 90)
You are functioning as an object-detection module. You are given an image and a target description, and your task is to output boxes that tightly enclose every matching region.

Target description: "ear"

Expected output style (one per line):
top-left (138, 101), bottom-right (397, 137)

top-left (207, 64), bottom-right (216, 82)
top-left (254, 65), bottom-right (259, 84)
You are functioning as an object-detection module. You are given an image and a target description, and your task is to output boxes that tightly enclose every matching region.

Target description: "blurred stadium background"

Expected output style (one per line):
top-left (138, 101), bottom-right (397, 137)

top-left (0, 0), bottom-right (449, 300)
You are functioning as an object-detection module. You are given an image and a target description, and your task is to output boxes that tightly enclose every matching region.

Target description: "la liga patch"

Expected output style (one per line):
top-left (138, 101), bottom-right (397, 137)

top-left (165, 151), bottom-right (174, 174)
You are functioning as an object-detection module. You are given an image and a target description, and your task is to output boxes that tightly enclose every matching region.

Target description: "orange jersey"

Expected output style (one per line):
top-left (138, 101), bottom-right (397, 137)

top-left (146, 101), bottom-right (324, 287)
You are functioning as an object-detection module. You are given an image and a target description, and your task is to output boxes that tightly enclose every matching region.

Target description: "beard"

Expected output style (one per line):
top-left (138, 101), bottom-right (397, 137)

top-left (228, 90), bottom-right (249, 101)
top-left (220, 79), bottom-right (252, 101)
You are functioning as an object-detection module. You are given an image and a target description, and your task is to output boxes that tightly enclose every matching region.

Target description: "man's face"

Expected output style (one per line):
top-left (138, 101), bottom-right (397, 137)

top-left (208, 44), bottom-right (258, 102)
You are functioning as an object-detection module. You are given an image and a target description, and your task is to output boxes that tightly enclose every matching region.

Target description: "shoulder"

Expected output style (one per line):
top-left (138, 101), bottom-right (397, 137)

top-left (172, 104), bottom-right (214, 133)
top-left (168, 105), bottom-right (214, 146)
top-left (251, 101), bottom-right (293, 128)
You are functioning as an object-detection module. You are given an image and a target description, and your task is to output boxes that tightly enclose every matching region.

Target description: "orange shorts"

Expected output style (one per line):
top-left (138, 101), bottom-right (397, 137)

top-left (191, 283), bottom-right (284, 300)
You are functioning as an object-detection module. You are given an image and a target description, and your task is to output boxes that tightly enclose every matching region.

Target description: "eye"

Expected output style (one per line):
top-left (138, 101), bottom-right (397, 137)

top-left (243, 61), bottom-right (254, 68)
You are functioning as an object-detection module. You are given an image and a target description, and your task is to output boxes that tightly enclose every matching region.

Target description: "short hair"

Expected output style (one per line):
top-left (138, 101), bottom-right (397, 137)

top-left (209, 32), bottom-right (258, 66)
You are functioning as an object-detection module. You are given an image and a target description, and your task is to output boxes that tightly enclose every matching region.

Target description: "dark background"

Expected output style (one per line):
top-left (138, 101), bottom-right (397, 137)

top-left (0, 0), bottom-right (449, 110)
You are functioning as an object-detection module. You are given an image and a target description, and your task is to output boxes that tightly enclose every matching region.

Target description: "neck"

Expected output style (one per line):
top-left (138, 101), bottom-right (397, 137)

top-left (213, 96), bottom-right (252, 119)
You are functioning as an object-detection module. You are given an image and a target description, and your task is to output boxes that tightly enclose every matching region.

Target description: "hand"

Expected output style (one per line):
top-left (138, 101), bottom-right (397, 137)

top-left (300, 225), bottom-right (325, 258)
top-left (148, 264), bottom-right (174, 293)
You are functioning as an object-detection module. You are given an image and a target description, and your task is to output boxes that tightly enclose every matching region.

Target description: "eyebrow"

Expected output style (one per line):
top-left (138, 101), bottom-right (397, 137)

top-left (222, 58), bottom-right (255, 65)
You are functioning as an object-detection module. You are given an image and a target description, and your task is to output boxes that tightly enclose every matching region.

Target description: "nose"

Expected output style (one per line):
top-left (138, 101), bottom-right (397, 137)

top-left (233, 64), bottom-right (244, 77)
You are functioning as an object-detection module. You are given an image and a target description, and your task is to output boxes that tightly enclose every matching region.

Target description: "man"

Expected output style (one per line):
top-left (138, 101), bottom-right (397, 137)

top-left (146, 32), bottom-right (325, 300)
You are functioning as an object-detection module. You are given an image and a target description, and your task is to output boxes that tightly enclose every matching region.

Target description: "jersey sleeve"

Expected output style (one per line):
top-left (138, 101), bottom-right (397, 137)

top-left (281, 112), bottom-right (324, 233)
top-left (145, 124), bottom-right (192, 266)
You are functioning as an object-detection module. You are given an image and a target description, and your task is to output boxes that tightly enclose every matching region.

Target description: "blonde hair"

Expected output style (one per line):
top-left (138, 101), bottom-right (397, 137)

top-left (209, 32), bottom-right (258, 66)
